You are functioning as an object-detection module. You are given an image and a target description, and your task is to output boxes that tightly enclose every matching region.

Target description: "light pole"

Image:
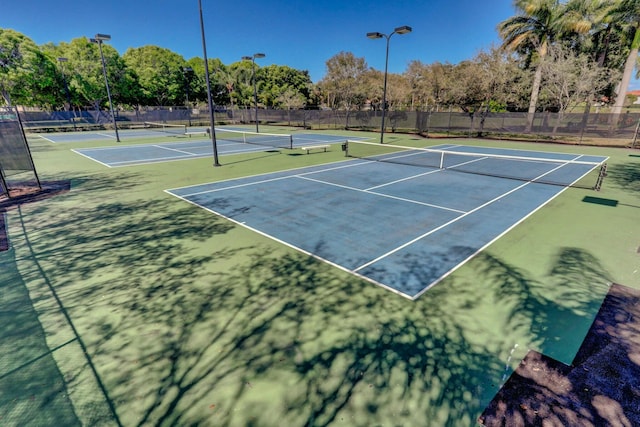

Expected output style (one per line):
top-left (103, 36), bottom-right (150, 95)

top-left (242, 53), bottom-right (265, 133)
top-left (198, 0), bottom-right (221, 166)
top-left (367, 25), bottom-right (412, 144)
top-left (90, 34), bottom-right (120, 142)
top-left (57, 57), bottom-right (76, 130)
top-left (183, 66), bottom-right (193, 126)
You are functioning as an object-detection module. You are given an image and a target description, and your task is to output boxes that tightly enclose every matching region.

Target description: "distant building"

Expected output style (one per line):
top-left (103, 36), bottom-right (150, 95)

top-left (627, 90), bottom-right (640, 105)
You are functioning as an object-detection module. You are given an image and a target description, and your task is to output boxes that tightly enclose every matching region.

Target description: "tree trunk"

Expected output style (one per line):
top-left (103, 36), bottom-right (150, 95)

top-left (611, 25), bottom-right (640, 130)
top-left (525, 63), bottom-right (543, 133)
top-left (1, 88), bottom-right (11, 106)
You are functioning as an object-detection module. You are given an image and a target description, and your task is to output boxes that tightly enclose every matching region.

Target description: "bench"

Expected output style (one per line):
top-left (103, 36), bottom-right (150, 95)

top-left (301, 145), bottom-right (329, 154)
top-left (185, 130), bottom-right (210, 137)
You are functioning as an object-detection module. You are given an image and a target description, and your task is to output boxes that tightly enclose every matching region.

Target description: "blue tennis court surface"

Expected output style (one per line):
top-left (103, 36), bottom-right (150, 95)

top-left (35, 126), bottom-right (203, 143)
top-left (166, 146), bottom-right (608, 299)
top-left (72, 132), bottom-right (353, 167)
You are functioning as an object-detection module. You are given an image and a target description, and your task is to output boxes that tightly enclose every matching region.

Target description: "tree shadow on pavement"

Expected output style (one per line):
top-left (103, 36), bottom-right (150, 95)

top-left (1, 167), bottom-right (618, 426)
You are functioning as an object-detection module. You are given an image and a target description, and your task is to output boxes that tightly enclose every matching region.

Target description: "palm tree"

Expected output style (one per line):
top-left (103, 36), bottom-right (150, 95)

top-left (216, 64), bottom-right (240, 122)
top-left (606, 0), bottom-right (640, 127)
top-left (561, 0), bottom-right (618, 126)
top-left (561, 0), bottom-right (615, 61)
top-left (498, 0), bottom-right (565, 132)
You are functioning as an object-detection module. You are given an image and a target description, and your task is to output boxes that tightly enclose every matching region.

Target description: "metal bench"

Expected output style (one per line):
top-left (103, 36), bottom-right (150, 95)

top-left (301, 145), bottom-right (329, 154)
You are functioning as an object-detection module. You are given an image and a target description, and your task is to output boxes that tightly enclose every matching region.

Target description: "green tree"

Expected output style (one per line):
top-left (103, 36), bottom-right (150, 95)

top-left (59, 37), bottom-right (133, 112)
top-left (498, 0), bottom-right (566, 131)
top-left (606, 0), bottom-right (640, 126)
top-left (405, 61), bottom-right (455, 111)
top-left (277, 88), bottom-right (306, 125)
top-left (539, 43), bottom-right (616, 133)
top-left (123, 46), bottom-right (187, 106)
top-left (320, 52), bottom-right (369, 128)
top-left (0, 28), bottom-right (59, 107)
top-left (319, 52), bottom-right (368, 128)
top-left (260, 64), bottom-right (312, 108)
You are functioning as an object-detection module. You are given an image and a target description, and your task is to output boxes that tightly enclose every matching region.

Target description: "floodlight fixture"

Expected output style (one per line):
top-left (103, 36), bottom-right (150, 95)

top-left (394, 25), bottom-right (412, 34)
top-left (366, 25), bottom-right (412, 143)
top-left (94, 33), bottom-right (111, 41)
top-left (242, 53), bottom-right (266, 132)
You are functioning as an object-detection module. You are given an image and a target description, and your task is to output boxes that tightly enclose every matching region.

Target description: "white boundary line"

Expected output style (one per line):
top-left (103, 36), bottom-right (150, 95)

top-left (365, 168), bottom-right (440, 191)
top-left (163, 189), bottom-right (416, 300)
top-left (38, 134), bottom-right (56, 143)
top-left (410, 161), bottom-right (605, 300)
top-left (95, 132), bottom-right (116, 139)
top-left (173, 158), bottom-right (371, 196)
top-left (165, 149), bottom-right (607, 299)
top-left (71, 141), bottom-right (267, 167)
top-left (151, 144), bottom-right (196, 156)
top-left (70, 149), bottom-right (114, 168)
top-left (296, 175), bottom-right (466, 214)
top-left (354, 154), bottom-right (587, 273)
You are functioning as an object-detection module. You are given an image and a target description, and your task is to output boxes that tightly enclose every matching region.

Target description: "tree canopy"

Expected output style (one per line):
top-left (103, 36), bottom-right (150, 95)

top-left (1, 1), bottom-right (637, 117)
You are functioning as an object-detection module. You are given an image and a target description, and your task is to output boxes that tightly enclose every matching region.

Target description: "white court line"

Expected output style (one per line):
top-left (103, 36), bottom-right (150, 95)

top-left (165, 150), bottom-right (603, 299)
top-left (152, 145), bottom-right (196, 155)
top-left (297, 175), bottom-right (466, 214)
top-left (353, 157), bottom-right (583, 273)
top-left (177, 157), bottom-right (376, 196)
top-left (366, 169), bottom-right (441, 191)
top-left (182, 175), bottom-right (293, 197)
top-left (163, 189), bottom-right (416, 300)
top-left (410, 155), bottom-right (597, 300)
top-left (38, 134), bottom-right (56, 143)
top-left (96, 132), bottom-right (117, 139)
top-left (70, 149), bottom-right (114, 168)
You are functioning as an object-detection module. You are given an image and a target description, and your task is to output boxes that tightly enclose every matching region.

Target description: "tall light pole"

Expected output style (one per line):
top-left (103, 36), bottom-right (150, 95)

top-left (367, 25), bottom-right (412, 144)
top-left (57, 57), bottom-right (76, 130)
top-left (90, 34), bottom-right (120, 142)
top-left (242, 53), bottom-right (265, 133)
top-left (183, 66), bottom-right (193, 126)
top-left (198, 0), bottom-right (221, 166)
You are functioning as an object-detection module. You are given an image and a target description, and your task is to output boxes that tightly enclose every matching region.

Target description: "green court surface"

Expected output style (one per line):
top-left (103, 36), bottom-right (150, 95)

top-left (1, 129), bottom-right (638, 426)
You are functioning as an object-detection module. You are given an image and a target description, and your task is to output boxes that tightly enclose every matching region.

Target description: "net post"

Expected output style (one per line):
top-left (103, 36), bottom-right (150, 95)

top-left (594, 163), bottom-right (607, 191)
top-left (439, 151), bottom-right (445, 169)
top-left (289, 135), bottom-right (293, 149)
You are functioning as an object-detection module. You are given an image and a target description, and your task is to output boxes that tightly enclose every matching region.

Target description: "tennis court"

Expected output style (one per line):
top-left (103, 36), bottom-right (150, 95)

top-left (71, 130), bottom-right (354, 167)
top-left (34, 123), bottom-right (210, 144)
top-left (167, 142), bottom-right (608, 299)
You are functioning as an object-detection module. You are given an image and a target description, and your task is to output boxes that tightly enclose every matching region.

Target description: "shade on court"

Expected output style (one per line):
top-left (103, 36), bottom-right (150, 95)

top-left (167, 143), bottom-right (607, 299)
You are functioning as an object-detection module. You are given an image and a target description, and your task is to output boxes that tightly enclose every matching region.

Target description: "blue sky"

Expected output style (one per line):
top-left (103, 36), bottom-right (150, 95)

top-left (2, 0), bottom-right (638, 89)
top-left (3, 0), bottom-right (515, 82)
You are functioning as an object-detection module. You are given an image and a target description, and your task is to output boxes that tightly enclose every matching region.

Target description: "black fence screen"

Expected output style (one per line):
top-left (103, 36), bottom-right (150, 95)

top-left (17, 106), bottom-right (640, 146)
top-left (0, 106), bottom-right (40, 198)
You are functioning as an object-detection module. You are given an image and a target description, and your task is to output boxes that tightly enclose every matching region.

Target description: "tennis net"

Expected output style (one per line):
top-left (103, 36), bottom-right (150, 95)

top-left (144, 122), bottom-right (187, 135)
top-left (344, 140), bottom-right (608, 189)
top-left (214, 128), bottom-right (293, 149)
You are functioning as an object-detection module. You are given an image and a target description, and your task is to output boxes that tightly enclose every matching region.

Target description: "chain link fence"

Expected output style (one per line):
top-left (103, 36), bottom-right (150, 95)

top-left (17, 107), bottom-right (640, 146)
